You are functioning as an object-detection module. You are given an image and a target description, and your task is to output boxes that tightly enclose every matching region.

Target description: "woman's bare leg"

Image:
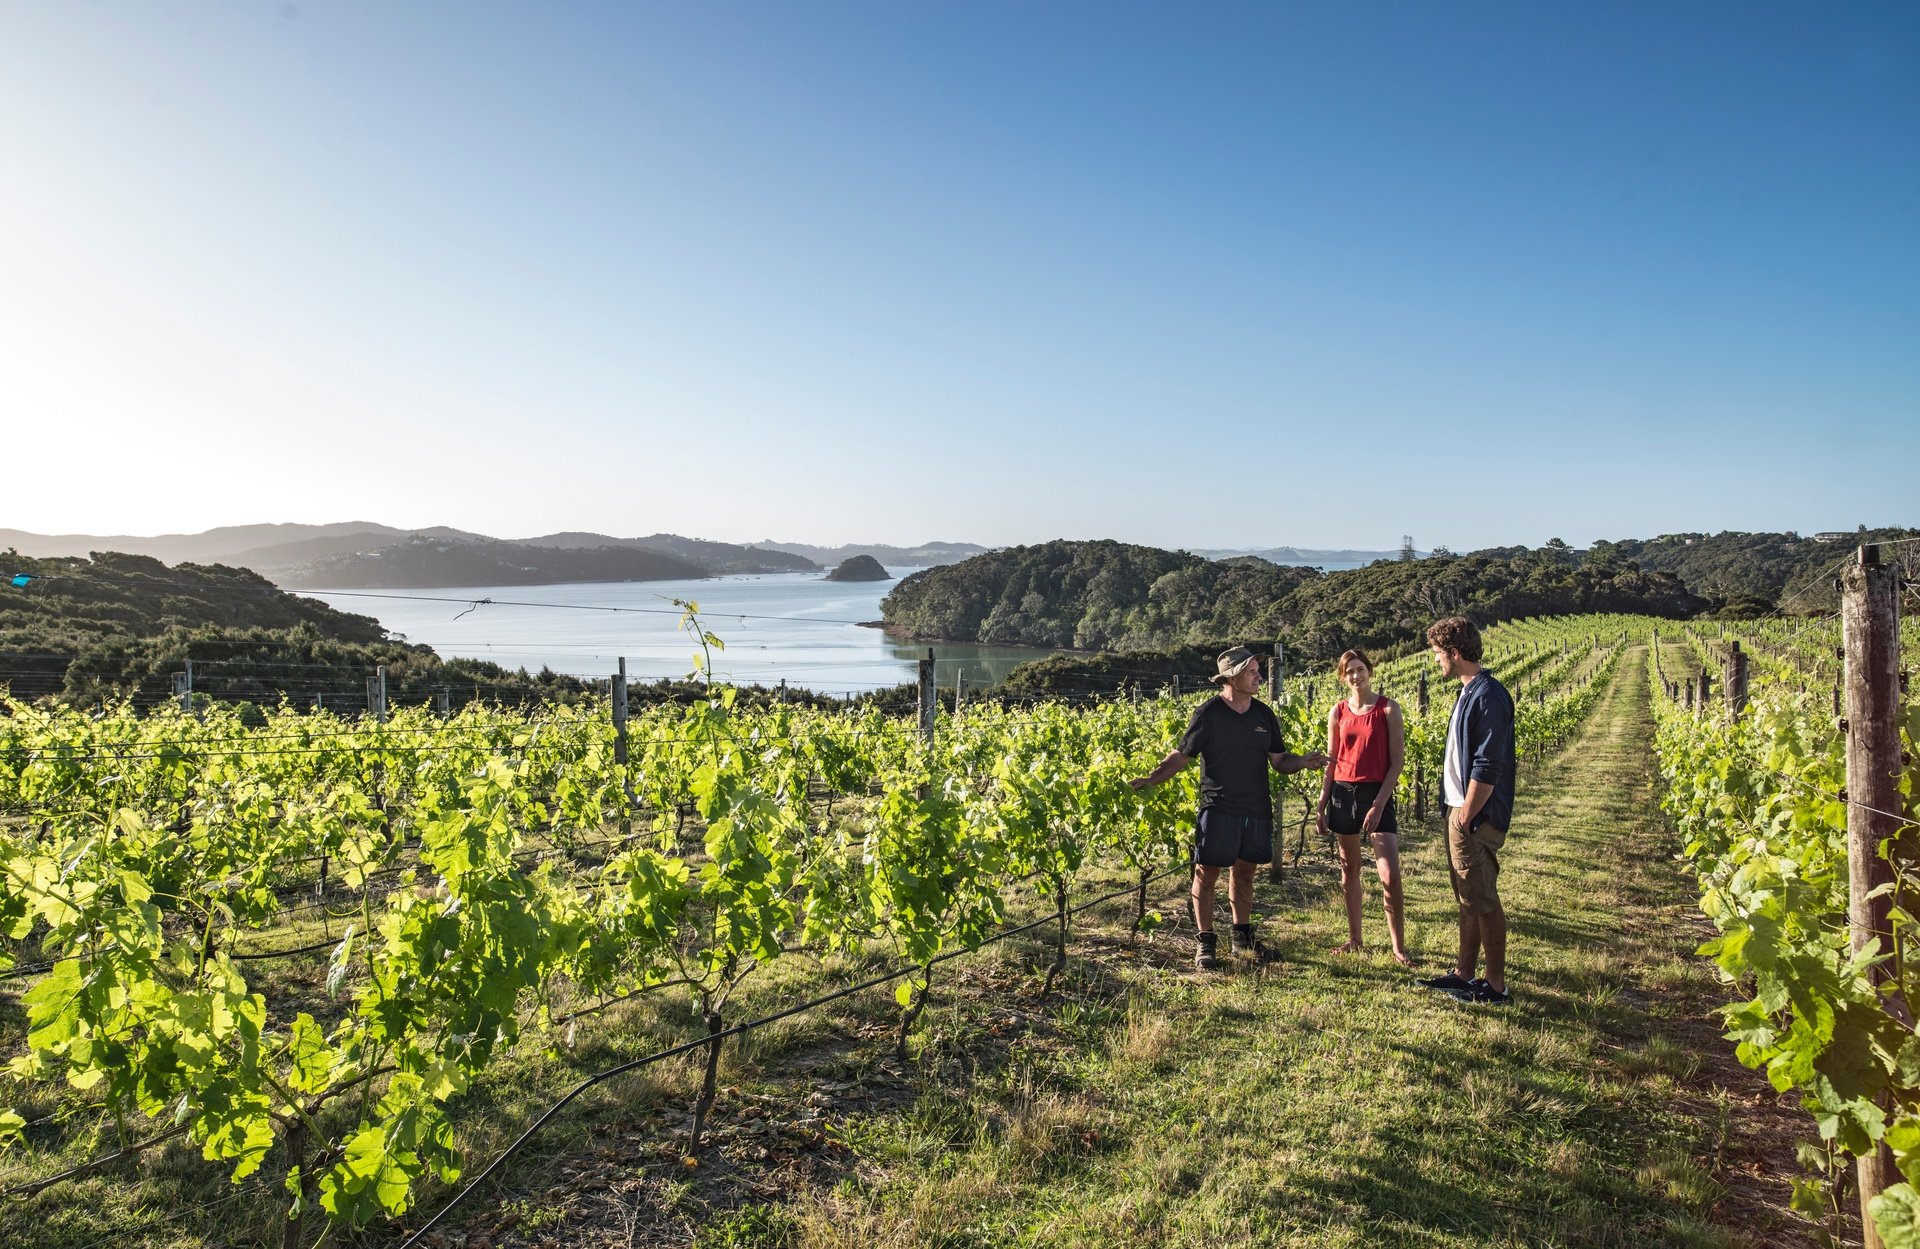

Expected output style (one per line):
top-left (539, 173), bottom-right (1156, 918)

top-left (1332, 833), bottom-right (1364, 953)
top-left (1373, 832), bottom-right (1413, 966)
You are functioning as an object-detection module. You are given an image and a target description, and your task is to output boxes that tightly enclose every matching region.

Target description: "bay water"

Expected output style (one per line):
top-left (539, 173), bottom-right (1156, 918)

top-left (303, 572), bottom-right (1053, 696)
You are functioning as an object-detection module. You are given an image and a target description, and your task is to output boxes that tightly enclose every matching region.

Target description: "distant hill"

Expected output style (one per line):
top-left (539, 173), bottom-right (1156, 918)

top-left (512, 533), bottom-right (819, 574)
top-left (880, 540), bottom-right (1321, 651)
top-left (880, 539), bottom-right (1704, 661)
top-left (1, 524), bottom-right (822, 581)
top-left (825, 555), bottom-right (891, 582)
top-left (282, 536), bottom-right (712, 588)
top-left (0, 522), bottom-right (479, 567)
top-left (1194, 546), bottom-right (1412, 565)
top-left (1592, 528), bottom-right (1920, 614)
top-left (0, 549), bottom-right (456, 707)
top-left (759, 540), bottom-right (987, 568)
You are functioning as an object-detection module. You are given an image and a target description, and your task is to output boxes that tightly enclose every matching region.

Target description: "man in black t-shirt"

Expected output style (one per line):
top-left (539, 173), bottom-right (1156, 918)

top-left (1131, 646), bottom-right (1329, 968)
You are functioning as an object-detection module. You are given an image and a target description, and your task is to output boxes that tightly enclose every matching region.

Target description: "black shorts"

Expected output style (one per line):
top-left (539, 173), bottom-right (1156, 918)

top-left (1193, 809), bottom-right (1274, 867)
top-left (1327, 780), bottom-right (1398, 836)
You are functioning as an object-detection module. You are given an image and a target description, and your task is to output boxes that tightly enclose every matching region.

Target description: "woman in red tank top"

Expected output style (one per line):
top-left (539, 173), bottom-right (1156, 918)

top-left (1316, 647), bottom-right (1411, 965)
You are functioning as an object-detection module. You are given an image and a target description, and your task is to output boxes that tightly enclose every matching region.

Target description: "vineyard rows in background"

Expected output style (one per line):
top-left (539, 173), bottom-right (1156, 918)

top-left (1648, 548), bottom-right (1920, 1247)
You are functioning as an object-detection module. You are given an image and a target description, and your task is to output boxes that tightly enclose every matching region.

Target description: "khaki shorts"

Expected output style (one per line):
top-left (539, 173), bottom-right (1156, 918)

top-left (1446, 810), bottom-right (1506, 916)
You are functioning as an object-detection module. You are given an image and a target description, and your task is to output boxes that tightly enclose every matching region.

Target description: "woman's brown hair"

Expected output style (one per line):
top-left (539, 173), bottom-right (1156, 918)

top-left (1335, 648), bottom-right (1375, 679)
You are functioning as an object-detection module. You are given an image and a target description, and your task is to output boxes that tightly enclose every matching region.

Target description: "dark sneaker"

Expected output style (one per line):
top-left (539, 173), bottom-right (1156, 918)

top-left (1418, 971), bottom-right (1474, 993)
top-left (1449, 978), bottom-right (1513, 1005)
top-left (1230, 924), bottom-right (1258, 958)
top-left (1194, 931), bottom-right (1220, 970)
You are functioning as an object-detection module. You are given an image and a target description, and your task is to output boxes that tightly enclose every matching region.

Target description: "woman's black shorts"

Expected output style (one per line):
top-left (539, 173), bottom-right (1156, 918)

top-left (1327, 780), bottom-right (1398, 836)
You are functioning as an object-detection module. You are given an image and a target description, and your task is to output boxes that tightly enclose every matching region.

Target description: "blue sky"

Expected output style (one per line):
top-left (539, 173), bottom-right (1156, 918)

top-left (2, 2), bottom-right (1914, 551)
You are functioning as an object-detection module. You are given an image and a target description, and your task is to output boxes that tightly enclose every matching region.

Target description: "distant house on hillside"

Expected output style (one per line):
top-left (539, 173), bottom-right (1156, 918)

top-left (1813, 532), bottom-right (1852, 543)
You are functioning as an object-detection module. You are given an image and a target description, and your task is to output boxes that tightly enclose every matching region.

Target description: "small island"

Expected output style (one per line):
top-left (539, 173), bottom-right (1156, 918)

top-left (825, 554), bottom-right (891, 582)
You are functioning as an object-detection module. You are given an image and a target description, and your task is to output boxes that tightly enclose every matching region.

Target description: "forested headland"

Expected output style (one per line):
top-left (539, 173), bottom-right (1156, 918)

top-left (879, 538), bottom-right (1708, 663)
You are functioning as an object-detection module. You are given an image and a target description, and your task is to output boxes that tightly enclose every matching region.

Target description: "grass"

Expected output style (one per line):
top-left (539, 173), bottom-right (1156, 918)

top-left (0, 650), bottom-right (1816, 1247)
top-left (763, 650), bottom-right (1809, 1248)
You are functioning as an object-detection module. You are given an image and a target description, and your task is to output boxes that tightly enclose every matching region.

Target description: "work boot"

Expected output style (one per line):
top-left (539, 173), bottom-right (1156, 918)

top-left (1230, 923), bottom-right (1258, 958)
top-left (1193, 930), bottom-right (1220, 970)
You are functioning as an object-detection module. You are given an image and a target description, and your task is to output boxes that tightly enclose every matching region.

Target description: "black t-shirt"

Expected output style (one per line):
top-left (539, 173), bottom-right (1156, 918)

top-left (1177, 695), bottom-right (1285, 819)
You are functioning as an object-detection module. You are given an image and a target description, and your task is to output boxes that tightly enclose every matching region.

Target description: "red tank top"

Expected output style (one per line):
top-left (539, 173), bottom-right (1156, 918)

top-left (1332, 696), bottom-right (1391, 783)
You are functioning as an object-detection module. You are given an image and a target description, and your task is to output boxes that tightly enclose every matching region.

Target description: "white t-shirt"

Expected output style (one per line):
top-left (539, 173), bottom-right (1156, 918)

top-left (1443, 682), bottom-right (1470, 807)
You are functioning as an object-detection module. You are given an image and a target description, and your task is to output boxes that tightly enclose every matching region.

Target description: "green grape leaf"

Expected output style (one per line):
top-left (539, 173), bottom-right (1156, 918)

top-left (1872, 1184), bottom-right (1920, 1248)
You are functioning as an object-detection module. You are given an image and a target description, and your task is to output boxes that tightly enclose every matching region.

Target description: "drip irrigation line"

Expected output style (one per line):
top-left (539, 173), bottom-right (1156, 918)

top-left (1773, 770), bottom-right (1915, 828)
top-left (226, 935), bottom-right (343, 962)
top-left (396, 862), bottom-right (1188, 1249)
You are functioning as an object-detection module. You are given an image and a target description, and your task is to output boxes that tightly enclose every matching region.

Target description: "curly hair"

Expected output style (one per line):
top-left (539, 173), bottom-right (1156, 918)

top-left (1425, 616), bottom-right (1483, 663)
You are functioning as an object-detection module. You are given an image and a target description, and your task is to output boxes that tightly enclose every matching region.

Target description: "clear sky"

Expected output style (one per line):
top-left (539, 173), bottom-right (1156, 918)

top-left (2, 2), bottom-right (1914, 552)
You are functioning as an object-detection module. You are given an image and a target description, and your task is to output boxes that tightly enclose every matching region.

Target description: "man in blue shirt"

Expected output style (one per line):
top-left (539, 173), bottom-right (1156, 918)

top-left (1418, 616), bottom-right (1515, 1005)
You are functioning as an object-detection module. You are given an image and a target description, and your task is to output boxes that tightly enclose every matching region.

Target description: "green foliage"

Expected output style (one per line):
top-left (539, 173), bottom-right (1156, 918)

top-left (882, 540), bottom-right (1702, 662)
top-left (0, 614), bottom-right (1637, 1234)
top-left (1648, 619), bottom-right (1920, 1233)
top-left (1601, 527), bottom-right (1920, 614)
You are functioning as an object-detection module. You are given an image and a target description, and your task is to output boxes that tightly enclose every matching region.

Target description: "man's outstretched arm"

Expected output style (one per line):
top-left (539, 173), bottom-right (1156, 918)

top-left (1130, 750), bottom-right (1192, 790)
top-left (1268, 749), bottom-right (1330, 775)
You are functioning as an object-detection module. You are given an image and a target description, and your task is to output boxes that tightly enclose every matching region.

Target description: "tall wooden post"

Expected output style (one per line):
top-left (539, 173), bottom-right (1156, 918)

top-left (1684, 678), bottom-right (1695, 710)
top-left (613, 658), bottom-right (632, 834)
top-left (434, 686), bottom-right (450, 718)
top-left (612, 659), bottom-right (630, 766)
top-left (367, 666), bottom-right (388, 723)
top-left (1725, 641), bottom-right (1749, 721)
top-left (953, 670), bottom-right (964, 716)
top-left (1698, 664), bottom-right (1712, 711)
top-left (1844, 544), bottom-right (1906, 1247)
top-left (1415, 669), bottom-right (1432, 821)
top-left (918, 648), bottom-right (936, 747)
top-left (1268, 648), bottom-right (1282, 702)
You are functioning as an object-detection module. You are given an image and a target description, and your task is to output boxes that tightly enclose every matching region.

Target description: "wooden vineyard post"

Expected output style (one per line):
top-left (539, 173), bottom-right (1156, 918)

top-left (367, 665), bottom-right (388, 724)
top-left (1698, 663), bottom-right (1712, 714)
top-left (1684, 678), bottom-right (1694, 711)
top-left (1725, 641), bottom-right (1749, 721)
top-left (1415, 669), bottom-right (1430, 822)
top-left (777, 677), bottom-right (787, 705)
top-left (1843, 543), bottom-right (1907, 1247)
top-left (434, 686), bottom-right (450, 718)
top-left (1269, 788), bottom-right (1287, 884)
top-left (918, 648), bottom-right (936, 747)
top-left (612, 659), bottom-right (630, 757)
top-left (953, 670), bottom-right (964, 717)
top-left (1268, 647), bottom-right (1282, 703)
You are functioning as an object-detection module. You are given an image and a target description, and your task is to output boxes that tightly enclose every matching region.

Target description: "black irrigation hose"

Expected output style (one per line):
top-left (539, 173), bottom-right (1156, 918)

top-left (396, 862), bottom-right (1189, 1249)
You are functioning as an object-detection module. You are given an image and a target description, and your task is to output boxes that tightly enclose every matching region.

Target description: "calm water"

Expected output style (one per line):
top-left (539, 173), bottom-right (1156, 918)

top-left (304, 573), bottom-right (1053, 696)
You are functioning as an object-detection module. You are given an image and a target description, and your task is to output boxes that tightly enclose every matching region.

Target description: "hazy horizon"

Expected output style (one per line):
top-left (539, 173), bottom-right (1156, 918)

top-left (5, 517), bottom-right (1905, 564)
